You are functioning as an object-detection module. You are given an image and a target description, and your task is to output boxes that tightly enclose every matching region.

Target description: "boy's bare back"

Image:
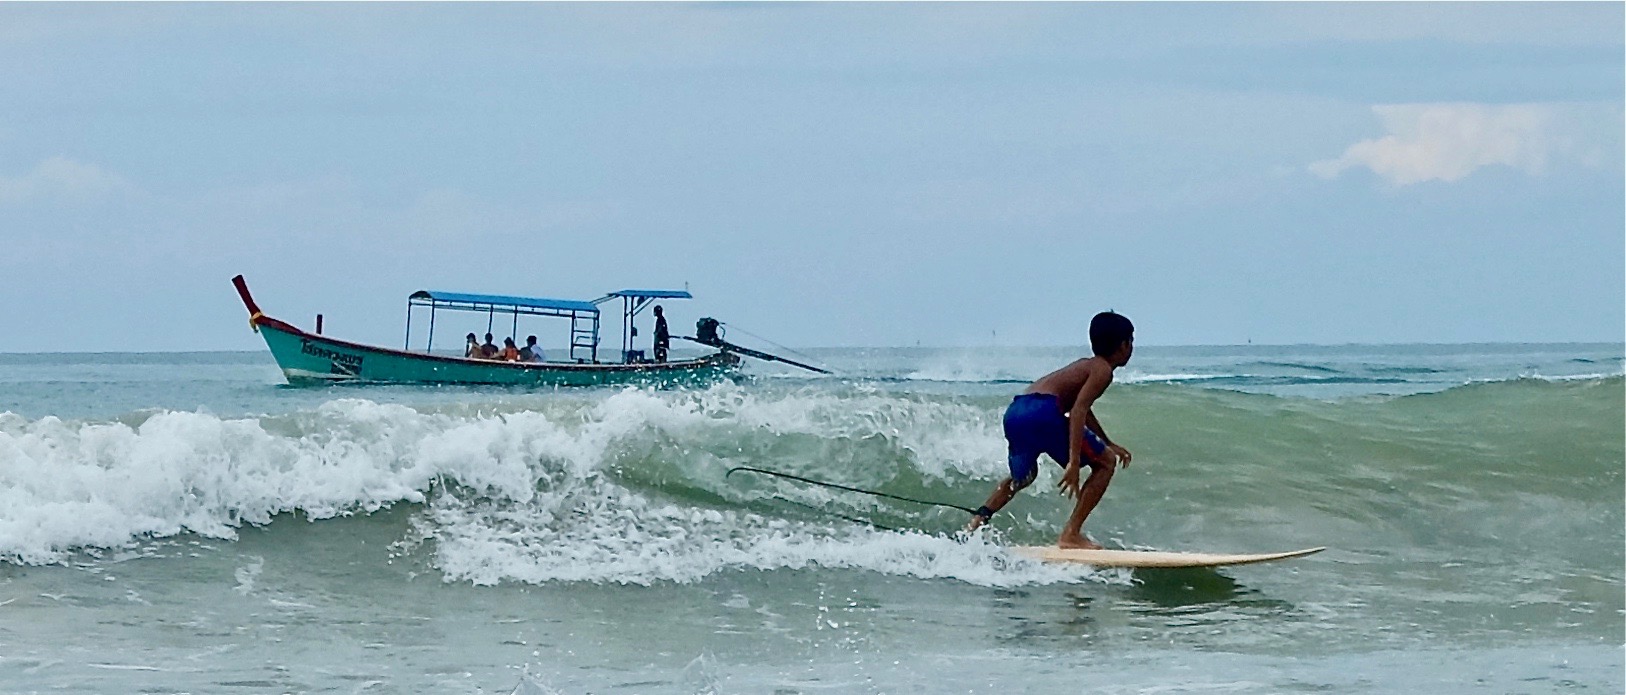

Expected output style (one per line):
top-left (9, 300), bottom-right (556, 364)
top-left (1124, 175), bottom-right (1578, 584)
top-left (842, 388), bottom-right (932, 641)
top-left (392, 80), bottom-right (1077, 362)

top-left (1024, 356), bottom-right (1115, 413)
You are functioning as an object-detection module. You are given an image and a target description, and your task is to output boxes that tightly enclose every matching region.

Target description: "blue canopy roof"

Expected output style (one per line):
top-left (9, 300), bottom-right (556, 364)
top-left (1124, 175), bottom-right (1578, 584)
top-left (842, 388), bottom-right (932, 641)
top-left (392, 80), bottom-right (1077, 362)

top-left (410, 290), bottom-right (599, 314)
top-left (600, 289), bottom-right (692, 301)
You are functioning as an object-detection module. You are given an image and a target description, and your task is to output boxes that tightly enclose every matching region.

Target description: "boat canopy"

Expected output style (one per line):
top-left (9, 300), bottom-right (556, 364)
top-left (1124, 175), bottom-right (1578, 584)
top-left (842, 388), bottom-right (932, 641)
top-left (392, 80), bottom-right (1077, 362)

top-left (409, 290), bottom-right (599, 315)
top-left (406, 288), bottom-right (695, 365)
top-left (407, 290), bottom-right (603, 362)
top-left (596, 289), bottom-right (693, 301)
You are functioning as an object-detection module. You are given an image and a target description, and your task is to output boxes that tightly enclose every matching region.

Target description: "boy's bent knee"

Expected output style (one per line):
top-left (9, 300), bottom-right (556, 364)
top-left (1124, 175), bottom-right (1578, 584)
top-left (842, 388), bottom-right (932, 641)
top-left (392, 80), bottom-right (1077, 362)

top-left (1085, 458), bottom-right (1116, 477)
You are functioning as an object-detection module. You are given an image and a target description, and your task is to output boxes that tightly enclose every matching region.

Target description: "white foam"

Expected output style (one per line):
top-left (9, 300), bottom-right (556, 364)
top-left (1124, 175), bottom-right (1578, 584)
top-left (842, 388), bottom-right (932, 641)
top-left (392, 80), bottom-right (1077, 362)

top-left (233, 556), bottom-right (263, 595)
top-left (0, 384), bottom-right (1103, 587)
top-left (424, 483), bottom-right (1111, 588)
top-left (1118, 372), bottom-right (1234, 383)
top-left (1520, 371), bottom-right (1624, 383)
top-left (0, 402), bottom-right (440, 564)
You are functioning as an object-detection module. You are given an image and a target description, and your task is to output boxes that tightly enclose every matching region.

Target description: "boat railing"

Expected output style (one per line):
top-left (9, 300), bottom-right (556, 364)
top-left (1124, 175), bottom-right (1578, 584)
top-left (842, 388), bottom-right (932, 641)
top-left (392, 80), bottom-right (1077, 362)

top-left (405, 288), bottom-right (711, 366)
top-left (407, 290), bottom-right (604, 363)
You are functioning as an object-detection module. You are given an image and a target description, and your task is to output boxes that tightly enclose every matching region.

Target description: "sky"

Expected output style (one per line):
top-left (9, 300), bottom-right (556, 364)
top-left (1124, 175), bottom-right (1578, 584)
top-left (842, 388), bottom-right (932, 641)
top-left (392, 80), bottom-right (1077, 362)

top-left (0, 2), bottom-right (1621, 352)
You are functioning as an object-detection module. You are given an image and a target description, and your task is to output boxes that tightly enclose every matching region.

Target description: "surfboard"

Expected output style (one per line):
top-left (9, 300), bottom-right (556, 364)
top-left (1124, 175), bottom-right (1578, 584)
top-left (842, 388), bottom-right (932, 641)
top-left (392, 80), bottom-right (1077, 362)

top-left (1010, 545), bottom-right (1325, 568)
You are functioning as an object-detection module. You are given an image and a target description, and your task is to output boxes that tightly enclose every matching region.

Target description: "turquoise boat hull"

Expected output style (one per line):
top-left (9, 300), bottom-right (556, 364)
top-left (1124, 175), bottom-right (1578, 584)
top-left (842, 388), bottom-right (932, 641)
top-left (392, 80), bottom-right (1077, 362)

top-left (253, 316), bottom-right (740, 387)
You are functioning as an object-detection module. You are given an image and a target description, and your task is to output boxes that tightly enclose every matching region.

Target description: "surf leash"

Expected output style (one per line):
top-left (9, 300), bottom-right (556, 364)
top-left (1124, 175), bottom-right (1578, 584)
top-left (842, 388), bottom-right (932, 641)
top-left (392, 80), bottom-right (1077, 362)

top-left (770, 495), bottom-right (902, 532)
top-left (726, 466), bottom-right (979, 515)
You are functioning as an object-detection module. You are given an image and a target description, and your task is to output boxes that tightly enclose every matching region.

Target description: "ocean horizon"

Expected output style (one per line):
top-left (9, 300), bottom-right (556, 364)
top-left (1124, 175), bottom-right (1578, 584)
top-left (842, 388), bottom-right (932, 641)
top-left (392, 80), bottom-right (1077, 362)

top-left (3, 339), bottom-right (1621, 355)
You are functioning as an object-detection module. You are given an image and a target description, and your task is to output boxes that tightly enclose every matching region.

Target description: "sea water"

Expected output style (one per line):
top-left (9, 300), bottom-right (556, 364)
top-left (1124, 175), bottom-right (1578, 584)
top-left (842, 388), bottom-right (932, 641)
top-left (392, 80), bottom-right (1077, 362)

top-left (0, 344), bottom-right (1620, 693)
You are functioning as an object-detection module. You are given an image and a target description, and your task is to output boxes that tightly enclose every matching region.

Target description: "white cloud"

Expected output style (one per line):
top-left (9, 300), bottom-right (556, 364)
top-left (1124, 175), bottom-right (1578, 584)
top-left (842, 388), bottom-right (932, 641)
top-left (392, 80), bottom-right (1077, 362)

top-left (1308, 103), bottom-right (1581, 186)
top-left (0, 156), bottom-right (135, 204)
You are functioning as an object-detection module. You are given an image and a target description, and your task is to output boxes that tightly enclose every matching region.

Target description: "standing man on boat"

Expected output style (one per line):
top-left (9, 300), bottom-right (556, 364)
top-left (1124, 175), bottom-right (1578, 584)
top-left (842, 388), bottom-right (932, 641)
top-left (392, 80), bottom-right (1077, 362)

top-left (653, 305), bottom-right (671, 363)
top-left (964, 312), bottom-right (1135, 549)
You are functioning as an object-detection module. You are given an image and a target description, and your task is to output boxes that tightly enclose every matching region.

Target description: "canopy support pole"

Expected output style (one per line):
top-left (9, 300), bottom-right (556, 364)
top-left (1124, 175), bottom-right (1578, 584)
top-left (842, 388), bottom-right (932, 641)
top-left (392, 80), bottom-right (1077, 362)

top-left (427, 303), bottom-right (437, 353)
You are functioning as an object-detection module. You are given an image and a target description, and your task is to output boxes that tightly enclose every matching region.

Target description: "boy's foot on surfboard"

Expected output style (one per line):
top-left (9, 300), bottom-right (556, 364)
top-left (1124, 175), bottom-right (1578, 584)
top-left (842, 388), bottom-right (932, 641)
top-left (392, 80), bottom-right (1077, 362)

top-left (1057, 533), bottom-right (1104, 550)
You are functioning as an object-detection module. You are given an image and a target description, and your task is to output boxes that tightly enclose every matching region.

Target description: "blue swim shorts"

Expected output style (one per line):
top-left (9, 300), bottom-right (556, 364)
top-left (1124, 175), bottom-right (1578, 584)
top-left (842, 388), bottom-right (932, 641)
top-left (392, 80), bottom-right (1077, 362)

top-left (1003, 393), bottom-right (1106, 490)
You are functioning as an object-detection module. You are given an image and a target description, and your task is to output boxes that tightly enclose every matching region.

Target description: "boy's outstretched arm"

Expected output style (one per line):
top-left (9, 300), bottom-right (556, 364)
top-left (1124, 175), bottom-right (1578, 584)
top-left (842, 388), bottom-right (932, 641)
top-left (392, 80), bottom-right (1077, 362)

top-left (1057, 368), bottom-right (1113, 499)
top-left (1085, 409), bottom-right (1131, 468)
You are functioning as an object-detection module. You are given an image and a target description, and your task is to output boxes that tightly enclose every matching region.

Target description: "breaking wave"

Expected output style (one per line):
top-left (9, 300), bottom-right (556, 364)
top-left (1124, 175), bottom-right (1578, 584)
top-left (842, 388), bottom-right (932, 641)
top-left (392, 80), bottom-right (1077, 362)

top-left (0, 376), bottom-right (1618, 586)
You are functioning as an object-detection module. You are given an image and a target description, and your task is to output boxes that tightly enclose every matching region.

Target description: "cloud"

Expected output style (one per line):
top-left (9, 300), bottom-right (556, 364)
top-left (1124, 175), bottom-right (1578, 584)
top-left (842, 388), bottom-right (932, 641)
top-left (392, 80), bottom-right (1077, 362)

top-left (1308, 103), bottom-right (1576, 185)
top-left (0, 156), bottom-right (135, 204)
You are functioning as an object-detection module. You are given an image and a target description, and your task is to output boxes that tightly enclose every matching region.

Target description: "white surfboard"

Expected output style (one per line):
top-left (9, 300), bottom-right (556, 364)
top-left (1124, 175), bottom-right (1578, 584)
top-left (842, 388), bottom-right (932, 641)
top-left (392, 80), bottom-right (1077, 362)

top-left (1010, 545), bottom-right (1325, 568)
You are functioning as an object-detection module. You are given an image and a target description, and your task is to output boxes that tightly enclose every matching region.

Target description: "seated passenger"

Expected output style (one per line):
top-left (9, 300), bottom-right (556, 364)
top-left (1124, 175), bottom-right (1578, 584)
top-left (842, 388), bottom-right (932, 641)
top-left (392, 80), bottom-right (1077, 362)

top-left (464, 333), bottom-right (482, 358)
top-left (501, 337), bottom-right (520, 361)
top-left (518, 335), bottom-right (544, 363)
top-left (480, 333), bottom-right (499, 359)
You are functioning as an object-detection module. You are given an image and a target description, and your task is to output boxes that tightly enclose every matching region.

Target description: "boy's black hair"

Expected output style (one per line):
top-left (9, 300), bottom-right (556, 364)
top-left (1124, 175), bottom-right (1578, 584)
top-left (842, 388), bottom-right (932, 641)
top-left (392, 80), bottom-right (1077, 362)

top-left (1089, 312), bottom-right (1134, 357)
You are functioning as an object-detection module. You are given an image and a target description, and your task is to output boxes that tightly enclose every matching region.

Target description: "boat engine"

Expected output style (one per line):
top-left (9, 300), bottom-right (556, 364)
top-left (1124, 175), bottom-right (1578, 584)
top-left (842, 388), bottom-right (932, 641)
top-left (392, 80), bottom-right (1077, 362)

top-left (695, 317), bottom-right (724, 346)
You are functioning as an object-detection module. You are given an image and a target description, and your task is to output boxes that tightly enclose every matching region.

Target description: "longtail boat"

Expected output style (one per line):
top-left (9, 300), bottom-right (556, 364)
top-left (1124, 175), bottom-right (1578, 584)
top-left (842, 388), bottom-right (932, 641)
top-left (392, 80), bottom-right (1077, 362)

top-left (232, 275), bottom-right (741, 387)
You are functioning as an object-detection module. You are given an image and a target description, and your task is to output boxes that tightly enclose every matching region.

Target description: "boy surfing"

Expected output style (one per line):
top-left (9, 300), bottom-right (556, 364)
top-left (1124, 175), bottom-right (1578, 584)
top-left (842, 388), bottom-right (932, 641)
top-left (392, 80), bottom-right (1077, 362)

top-left (965, 311), bottom-right (1134, 549)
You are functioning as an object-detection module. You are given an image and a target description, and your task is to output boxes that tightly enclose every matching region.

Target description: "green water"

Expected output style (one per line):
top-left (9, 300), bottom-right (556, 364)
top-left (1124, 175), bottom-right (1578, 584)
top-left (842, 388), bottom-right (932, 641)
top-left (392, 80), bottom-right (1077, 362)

top-left (0, 345), bottom-right (1619, 693)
